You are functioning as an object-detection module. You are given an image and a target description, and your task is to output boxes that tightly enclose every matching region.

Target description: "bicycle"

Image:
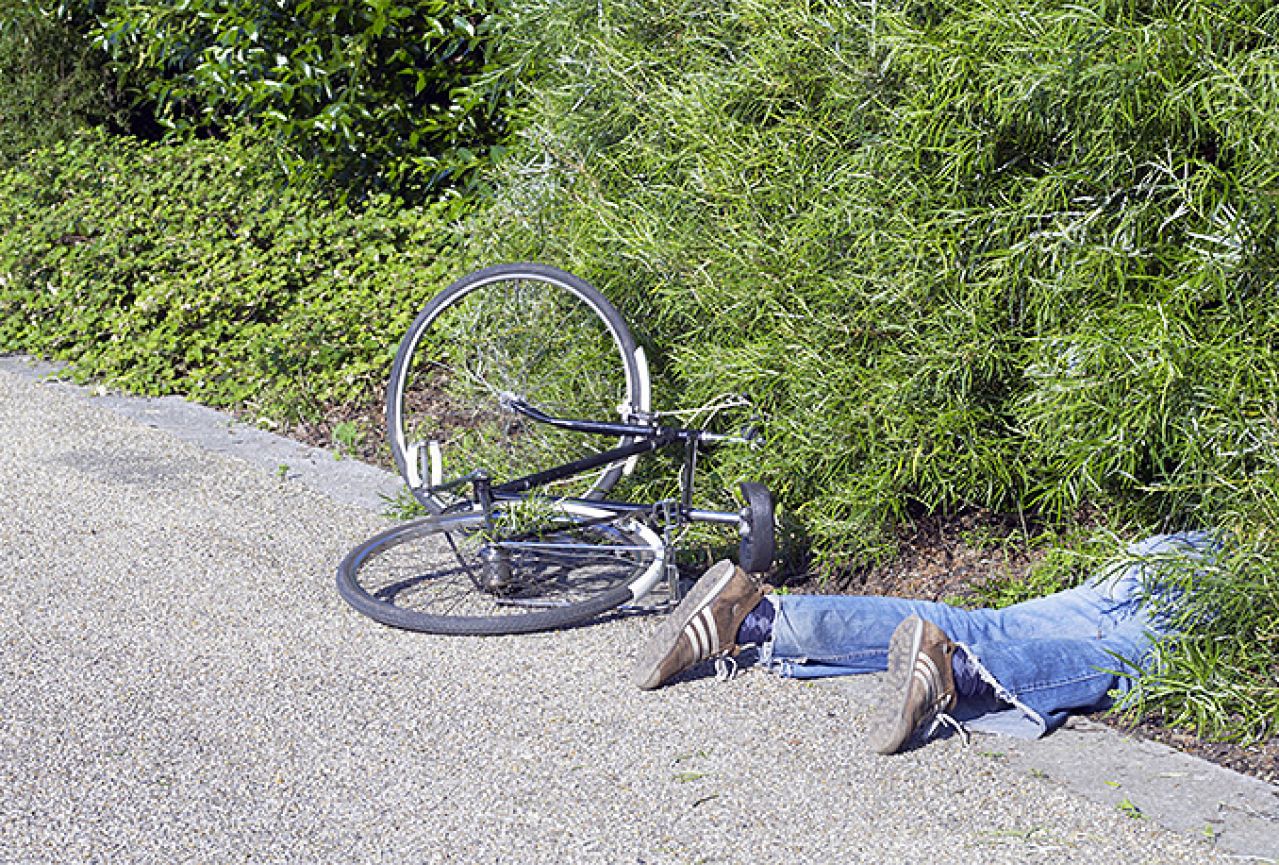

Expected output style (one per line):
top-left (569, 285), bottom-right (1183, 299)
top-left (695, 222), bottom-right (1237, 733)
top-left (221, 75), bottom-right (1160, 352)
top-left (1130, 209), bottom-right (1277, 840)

top-left (336, 262), bottom-right (776, 635)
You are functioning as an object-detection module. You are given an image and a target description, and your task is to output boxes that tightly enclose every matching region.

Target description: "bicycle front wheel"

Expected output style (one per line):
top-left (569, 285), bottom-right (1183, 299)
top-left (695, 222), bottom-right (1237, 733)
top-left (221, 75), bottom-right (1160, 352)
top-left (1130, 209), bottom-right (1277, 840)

top-left (388, 263), bottom-right (652, 513)
top-left (336, 501), bottom-right (667, 635)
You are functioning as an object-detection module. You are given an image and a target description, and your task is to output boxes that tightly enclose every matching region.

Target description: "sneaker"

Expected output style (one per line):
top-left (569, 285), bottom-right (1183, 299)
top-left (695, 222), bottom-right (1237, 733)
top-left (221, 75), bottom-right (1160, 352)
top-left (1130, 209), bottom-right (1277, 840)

top-left (631, 560), bottom-right (765, 690)
top-left (868, 615), bottom-right (959, 754)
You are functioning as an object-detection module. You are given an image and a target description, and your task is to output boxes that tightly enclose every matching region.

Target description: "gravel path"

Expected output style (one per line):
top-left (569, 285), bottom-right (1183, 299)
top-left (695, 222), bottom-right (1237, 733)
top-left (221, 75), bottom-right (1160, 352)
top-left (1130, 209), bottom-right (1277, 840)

top-left (0, 365), bottom-right (1267, 864)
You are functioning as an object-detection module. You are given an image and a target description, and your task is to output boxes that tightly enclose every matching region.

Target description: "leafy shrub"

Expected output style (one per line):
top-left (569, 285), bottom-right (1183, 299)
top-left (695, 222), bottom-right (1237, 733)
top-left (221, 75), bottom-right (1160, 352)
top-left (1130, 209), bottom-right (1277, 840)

top-left (0, 130), bottom-right (473, 419)
top-left (94, 0), bottom-right (508, 198)
top-left (480, 0), bottom-right (1279, 555)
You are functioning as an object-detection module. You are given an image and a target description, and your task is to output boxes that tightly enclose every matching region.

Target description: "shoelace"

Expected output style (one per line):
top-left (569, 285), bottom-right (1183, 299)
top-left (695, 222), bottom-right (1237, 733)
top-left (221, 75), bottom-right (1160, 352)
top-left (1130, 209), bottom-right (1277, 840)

top-left (927, 711), bottom-right (971, 747)
top-left (714, 655), bottom-right (739, 682)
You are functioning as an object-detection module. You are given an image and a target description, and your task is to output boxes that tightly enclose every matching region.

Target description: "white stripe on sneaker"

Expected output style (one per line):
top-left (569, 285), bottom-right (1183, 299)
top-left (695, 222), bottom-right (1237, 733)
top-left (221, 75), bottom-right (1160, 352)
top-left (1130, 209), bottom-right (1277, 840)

top-left (684, 607), bottom-right (721, 660)
top-left (686, 615), bottom-right (707, 657)
top-left (917, 654), bottom-right (941, 701)
top-left (676, 563), bottom-right (737, 662)
top-left (701, 608), bottom-right (720, 655)
top-left (695, 612), bottom-right (712, 656)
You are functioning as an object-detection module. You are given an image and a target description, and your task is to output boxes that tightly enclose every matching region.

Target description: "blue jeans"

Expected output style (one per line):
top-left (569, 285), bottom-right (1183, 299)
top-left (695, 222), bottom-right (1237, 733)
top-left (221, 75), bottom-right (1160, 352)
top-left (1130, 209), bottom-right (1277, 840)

top-left (760, 533), bottom-right (1215, 738)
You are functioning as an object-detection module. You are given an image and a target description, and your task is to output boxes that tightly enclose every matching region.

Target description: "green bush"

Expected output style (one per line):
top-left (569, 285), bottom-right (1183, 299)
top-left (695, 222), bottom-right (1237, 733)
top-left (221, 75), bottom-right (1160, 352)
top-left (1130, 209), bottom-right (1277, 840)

top-left (94, 0), bottom-right (509, 198)
top-left (480, 0), bottom-right (1279, 551)
top-left (472, 0), bottom-right (1279, 736)
top-left (0, 131), bottom-right (473, 419)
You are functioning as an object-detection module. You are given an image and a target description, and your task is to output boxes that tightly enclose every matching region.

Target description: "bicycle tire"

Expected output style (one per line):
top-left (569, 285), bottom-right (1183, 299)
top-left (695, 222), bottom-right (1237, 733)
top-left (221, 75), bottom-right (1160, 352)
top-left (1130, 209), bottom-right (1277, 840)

top-left (737, 481), bottom-right (776, 574)
top-left (336, 501), bottom-right (667, 635)
top-left (387, 263), bottom-right (652, 513)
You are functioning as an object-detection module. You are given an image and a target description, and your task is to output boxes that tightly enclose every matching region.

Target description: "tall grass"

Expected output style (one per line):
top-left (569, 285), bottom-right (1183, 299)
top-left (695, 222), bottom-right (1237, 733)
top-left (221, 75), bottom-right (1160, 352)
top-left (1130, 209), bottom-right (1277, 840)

top-left (476, 0), bottom-right (1279, 737)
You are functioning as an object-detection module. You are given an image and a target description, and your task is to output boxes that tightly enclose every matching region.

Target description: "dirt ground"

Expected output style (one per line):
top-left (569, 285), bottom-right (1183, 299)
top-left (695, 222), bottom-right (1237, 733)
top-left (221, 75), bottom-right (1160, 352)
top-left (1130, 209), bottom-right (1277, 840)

top-left (288, 407), bottom-right (1278, 785)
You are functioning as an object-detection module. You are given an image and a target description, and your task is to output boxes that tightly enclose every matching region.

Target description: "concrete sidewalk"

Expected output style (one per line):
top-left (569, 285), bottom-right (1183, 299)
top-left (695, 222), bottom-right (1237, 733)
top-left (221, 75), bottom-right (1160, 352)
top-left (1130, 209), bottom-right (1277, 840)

top-left (1, 357), bottom-right (1275, 864)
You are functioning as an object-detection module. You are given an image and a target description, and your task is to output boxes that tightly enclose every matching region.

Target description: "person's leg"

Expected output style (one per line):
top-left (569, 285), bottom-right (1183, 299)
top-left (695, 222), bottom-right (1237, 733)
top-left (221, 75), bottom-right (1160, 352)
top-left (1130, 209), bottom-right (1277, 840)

top-left (958, 531), bottom-right (1217, 734)
top-left (763, 592), bottom-right (1010, 678)
top-left (955, 618), bottom-right (1155, 736)
top-left (633, 534), bottom-right (1213, 742)
top-left (763, 584), bottom-right (1160, 740)
top-left (761, 554), bottom-right (1178, 677)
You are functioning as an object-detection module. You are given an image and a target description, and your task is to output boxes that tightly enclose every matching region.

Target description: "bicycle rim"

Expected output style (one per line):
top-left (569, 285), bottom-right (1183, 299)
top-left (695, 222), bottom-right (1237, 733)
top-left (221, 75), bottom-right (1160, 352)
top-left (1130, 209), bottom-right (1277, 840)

top-left (336, 502), bottom-right (667, 635)
top-left (388, 263), bottom-right (651, 513)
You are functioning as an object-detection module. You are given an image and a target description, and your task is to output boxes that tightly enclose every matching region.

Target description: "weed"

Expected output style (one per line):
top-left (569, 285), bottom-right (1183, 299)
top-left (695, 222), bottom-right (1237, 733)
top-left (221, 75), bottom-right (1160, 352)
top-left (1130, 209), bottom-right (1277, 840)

top-left (332, 421), bottom-right (362, 459)
top-left (1117, 798), bottom-right (1145, 820)
top-left (381, 488), bottom-right (429, 521)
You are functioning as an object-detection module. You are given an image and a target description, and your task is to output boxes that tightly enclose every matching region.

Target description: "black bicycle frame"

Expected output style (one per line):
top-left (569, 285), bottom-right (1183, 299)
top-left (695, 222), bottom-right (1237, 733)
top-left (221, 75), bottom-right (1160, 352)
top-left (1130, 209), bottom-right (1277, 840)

top-left (484, 399), bottom-right (740, 526)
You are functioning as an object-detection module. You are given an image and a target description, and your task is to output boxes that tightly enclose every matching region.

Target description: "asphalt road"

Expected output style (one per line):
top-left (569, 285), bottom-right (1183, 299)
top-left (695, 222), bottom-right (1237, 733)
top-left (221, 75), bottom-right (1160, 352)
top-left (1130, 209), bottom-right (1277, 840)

top-left (2, 359), bottom-right (1275, 864)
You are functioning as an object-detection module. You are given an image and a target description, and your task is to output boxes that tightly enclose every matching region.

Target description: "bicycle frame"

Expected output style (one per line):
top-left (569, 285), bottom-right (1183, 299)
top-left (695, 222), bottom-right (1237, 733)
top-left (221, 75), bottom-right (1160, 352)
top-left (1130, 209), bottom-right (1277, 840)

top-left (469, 397), bottom-right (745, 529)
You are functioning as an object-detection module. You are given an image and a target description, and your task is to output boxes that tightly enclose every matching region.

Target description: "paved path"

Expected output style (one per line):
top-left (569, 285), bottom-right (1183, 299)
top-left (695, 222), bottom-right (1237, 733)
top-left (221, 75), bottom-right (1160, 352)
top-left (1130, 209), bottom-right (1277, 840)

top-left (1, 358), bottom-right (1275, 864)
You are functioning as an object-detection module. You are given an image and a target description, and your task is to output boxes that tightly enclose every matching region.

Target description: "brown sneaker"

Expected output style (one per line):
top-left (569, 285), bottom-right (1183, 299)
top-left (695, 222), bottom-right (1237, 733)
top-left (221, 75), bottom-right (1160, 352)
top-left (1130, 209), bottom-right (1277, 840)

top-left (631, 560), bottom-right (765, 690)
top-left (868, 615), bottom-right (959, 754)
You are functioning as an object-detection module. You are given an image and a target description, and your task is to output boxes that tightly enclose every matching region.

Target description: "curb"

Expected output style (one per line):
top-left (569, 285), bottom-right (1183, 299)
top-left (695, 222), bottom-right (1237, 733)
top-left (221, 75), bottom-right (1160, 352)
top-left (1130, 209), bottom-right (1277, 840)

top-left (0, 355), bottom-right (402, 515)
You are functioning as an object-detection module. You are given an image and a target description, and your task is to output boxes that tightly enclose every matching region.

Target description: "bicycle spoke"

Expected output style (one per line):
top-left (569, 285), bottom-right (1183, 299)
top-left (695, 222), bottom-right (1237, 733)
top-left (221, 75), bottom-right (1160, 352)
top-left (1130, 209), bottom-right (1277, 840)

top-left (343, 511), bottom-right (662, 625)
top-left (386, 263), bottom-right (651, 527)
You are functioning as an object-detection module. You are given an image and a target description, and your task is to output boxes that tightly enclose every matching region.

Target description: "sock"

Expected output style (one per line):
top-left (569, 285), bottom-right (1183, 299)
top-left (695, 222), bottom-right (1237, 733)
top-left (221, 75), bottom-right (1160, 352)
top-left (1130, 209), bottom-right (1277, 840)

top-left (951, 647), bottom-right (995, 700)
top-left (735, 596), bottom-right (775, 646)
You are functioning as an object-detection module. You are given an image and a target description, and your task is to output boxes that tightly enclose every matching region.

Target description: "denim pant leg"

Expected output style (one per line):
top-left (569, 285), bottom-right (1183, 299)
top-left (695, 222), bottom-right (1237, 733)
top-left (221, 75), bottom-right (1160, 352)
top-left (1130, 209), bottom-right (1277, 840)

top-left (763, 587), bottom-right (1159, 738)
top-left (762, 594), bottom-right (1011, 677)
top-left (762, 531), bottom-right (1213, 738)
top-left (762, 586), bottom-right (1123, 676)
top-left (957, 617), bottom-right (1155, 736)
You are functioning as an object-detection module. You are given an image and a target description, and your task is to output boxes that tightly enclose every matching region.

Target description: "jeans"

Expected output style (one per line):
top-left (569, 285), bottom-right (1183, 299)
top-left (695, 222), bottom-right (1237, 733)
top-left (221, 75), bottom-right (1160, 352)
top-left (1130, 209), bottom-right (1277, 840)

top-left (760, 532), bottom-right (1215, 738)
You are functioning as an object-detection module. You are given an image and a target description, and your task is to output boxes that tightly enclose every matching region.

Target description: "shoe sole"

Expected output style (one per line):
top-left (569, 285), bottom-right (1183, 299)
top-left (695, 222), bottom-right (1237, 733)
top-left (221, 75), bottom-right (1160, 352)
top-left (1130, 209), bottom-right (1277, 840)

top-left (869, 615), bottom-right (925, 754)
top-left (631, 560), bottom-right (737, 690)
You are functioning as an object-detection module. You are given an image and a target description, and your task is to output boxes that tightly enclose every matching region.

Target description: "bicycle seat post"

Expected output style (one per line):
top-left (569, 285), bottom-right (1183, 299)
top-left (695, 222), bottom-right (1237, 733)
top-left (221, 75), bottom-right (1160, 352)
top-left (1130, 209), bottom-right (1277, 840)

top-left (471, 472), bottom-right (513, 592)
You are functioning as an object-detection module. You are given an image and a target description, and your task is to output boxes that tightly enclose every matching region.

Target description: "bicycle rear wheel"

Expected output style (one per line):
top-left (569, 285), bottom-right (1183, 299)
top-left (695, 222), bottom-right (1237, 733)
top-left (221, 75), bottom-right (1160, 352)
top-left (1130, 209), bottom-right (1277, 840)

top-left (387, 263), bottom-right (652, 513)
top-left (336, 501), bottom-right (667, 635)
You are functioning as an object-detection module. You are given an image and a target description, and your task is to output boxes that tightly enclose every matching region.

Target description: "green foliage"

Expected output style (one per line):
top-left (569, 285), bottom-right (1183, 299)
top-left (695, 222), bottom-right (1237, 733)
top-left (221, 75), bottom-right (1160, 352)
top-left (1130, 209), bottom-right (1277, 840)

top-left (478, 0), bottom-right (1279, 550)
top-left (1116, 539), bottom-right (1279, 742)
top-left (0, 1), bottom-right (126, 163)
top-left (94, 0), bottom-right (508, 197)
top-left (971, 527), bottom-right (1111, 607)
top-left (0, 130), bottom-right (474, 419)
top-left (331, 420), bottom-right (363, 458)
top-left (472, 0), bottom-right (1279, 737)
